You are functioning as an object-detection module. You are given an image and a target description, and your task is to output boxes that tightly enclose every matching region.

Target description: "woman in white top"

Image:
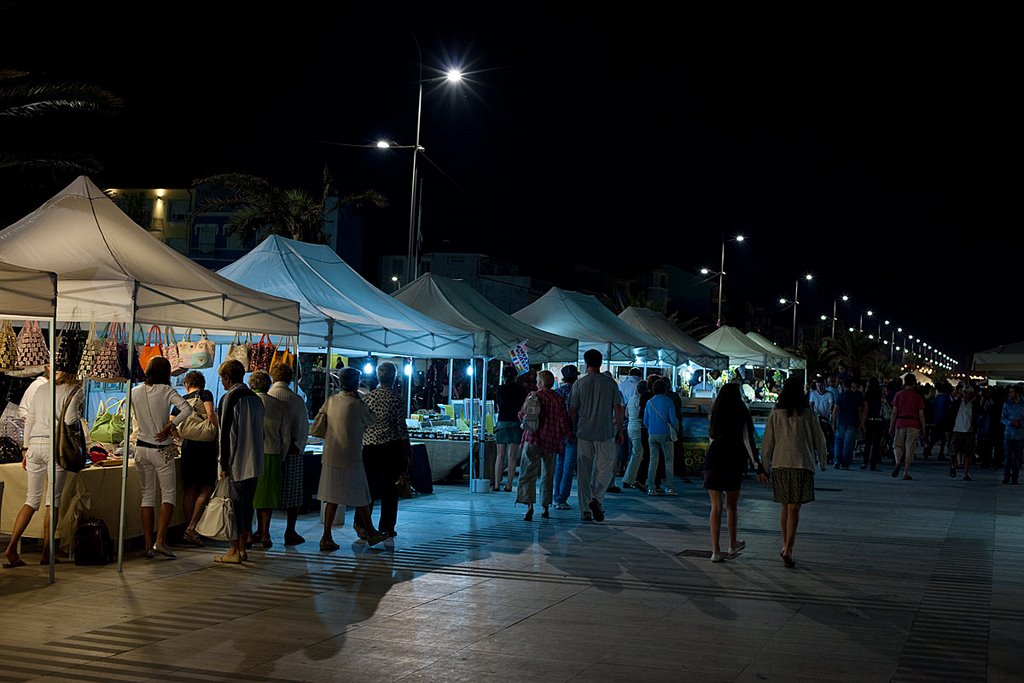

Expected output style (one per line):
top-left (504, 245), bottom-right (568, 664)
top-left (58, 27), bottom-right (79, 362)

top-left (3, 370), bottom-right (84, 568)
top-left (131, 356), bottom-right (192, 559)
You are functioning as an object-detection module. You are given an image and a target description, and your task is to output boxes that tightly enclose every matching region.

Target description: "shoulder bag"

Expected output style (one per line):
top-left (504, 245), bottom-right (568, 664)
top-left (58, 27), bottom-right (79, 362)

top-left (90, 323), bottom-right (128, 383)
top-left (649, 399), bottom-right (678, 441)
top-left (0, 320), bottom-right (18, 371)
top-left (270, 335), bottom-right (295, 372)
top-left (55, 322), bottom-right (88, 374)
top-left (196, 478), bottom-right (236, 541)
top-left (177, 328), bottom-right (215, 370)
top-left (137, 325), bottom-right (164, 374)
top-left (15, 320), bottom-right (49, 369)
top-left (89, 398), bottom-right (126, 445)
top-left (76, 322), bottom-right (103, 381)
top-left (57, 386), bottom-right (87, 473)
top-left (178, 394), bottom-right (218, 442)
top-left (227, 332), bottom-right (252, 371)
top-left (250, 334), bottom-right (276, 372)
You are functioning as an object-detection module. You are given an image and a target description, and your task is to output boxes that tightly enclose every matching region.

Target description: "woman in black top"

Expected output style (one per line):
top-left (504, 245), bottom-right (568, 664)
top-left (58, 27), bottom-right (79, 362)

top-left (703, 383), bottom-right (768, 562)
top-left (176, 371), bottom-right (220, 546)
top-left (493, 366), bottom-right (527, 491)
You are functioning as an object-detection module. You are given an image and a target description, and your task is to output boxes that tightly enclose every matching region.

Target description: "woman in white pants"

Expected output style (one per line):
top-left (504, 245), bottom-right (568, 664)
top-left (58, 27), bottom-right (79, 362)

top-left (131, 357), bottom-right (192, 559)
top-left (3, 371), bottom-right (84, 568)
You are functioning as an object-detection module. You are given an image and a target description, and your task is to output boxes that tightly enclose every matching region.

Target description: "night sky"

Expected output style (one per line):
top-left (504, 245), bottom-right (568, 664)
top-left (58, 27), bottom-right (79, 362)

top-left (0, 4), bottom-right (1015, 364)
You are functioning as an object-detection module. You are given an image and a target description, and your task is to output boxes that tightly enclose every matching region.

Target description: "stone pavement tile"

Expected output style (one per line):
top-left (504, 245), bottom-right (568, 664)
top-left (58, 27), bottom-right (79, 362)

top-left (399, 650), bottom-right (589, 682)
top-left (571, 661), bottom-right (727, 682)
top-left (988, 617), bottom-right (1024, 681)
top-left (737, 652), bottom-right (897, 682)
top-left (246, 660), bottom-right (395, 683)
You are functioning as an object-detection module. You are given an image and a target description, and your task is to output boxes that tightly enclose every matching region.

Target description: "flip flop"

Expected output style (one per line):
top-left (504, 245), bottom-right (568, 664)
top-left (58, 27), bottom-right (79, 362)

top-left (213, 554), bottom-right (242, 564)
top-left (3, 558), bottom-right (26, 569)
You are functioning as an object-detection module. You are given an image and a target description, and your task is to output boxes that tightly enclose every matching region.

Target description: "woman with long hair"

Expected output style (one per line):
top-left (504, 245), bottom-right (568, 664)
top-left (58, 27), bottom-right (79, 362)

top-left (132, 356), bottom-right (193, 559)
top-left (703, 382), bottom-right (767, 563)
top-left (762, 376), bottom-right (828, 568)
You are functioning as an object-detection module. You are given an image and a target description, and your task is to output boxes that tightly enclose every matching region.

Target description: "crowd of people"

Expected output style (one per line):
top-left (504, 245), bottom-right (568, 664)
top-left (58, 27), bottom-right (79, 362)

top-left (6, 347), bottom-right (1018, 572)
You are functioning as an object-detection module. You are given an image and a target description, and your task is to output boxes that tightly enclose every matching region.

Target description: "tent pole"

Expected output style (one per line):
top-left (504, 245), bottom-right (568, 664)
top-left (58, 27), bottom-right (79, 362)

top-left (468, 359), bottom-right (475, 494)
top-left (447, 359), bottom-right (453, 404)
top-left (478, 358), bottom-right (490, 493)
top-left (117, 284), bottom-right (139, 572)
top-left (325, 321), bottom-right (333, 406)
top-left (47, 305), bottom-right (56, 584)
top-left (407, 357), bottom-right (413, 419)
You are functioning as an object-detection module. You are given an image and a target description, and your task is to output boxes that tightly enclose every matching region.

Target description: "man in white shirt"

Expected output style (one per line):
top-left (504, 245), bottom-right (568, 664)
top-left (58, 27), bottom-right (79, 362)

top-left (809, 379), bottom-right (836, 461)
top-left (950, 386), bottom-right (979, 481)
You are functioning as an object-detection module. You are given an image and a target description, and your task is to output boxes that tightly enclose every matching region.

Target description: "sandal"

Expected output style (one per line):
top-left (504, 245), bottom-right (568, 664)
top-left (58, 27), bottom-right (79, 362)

top-left (503, 486), bottom-right (513, 492)
top-left (2, 558), bottom-right (26, 569)
top-left (214, 553), bottom-right (242, 564)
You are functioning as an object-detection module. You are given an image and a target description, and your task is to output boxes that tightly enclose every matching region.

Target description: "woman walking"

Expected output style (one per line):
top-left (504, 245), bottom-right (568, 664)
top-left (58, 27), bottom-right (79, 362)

top-left (703, 383), bottom-right (767, 563)
top-left (311, 368), bottom-right (387, 549)
top-left (494, 366), bottom-right (526, 491)
top-left (515, 370), bottom-right (571, 521)
top-left (762, 376), bottom-right (828, 568)
top-left (132, 357), bottom-right (193, 559)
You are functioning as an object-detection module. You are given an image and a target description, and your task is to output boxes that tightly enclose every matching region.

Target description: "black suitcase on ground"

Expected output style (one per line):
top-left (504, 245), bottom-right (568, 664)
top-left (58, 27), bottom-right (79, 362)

top-left (74, 517), bottom-right (114, 565)
top-left (409, 443), bottom-right (433, 494)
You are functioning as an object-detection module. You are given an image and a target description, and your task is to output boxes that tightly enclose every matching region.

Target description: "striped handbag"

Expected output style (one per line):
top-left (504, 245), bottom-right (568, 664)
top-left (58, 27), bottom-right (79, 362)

top-left (90, 323), bottom-right (128, 383)
top-left (0, 320), bottom-right (18, 371)
top-left (76, 322), bottom-right (103, 381)
top-left (16, 320), bottom-right (50, 370)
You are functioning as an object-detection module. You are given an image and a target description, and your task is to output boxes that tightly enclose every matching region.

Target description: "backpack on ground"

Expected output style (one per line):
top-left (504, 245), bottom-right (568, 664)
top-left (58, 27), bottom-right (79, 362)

top-left (73, 517), bottom-right (113, 566)
top-left (521, 392), bottom-right (542, 433)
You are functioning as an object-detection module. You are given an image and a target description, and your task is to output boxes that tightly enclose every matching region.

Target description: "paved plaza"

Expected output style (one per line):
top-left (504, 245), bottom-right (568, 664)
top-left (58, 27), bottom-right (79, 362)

top-left (2, 455), bottom-right (1021, 682)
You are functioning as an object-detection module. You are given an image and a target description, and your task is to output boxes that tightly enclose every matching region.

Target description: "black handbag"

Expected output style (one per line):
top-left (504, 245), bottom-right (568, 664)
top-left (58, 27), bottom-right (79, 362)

top-left (55, 322), bottom-right (88, 374)
top-left (0, 435), bottom-right (22, 464)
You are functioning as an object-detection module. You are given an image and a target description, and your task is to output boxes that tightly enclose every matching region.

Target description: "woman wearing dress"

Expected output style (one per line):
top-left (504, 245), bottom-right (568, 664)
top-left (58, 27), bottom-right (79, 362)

top-left (311, 367), bottom-right (387, 549)
top-left (177, 371), bottom-right (219, 546)
top-left (3, 370), bottom-right (84, 568)
top-left (132, 356), bottom-right (193, 559)
top-left (703, 382), bottom-right (768, 563)
top-left (761, 376), bottom-right (828, 568)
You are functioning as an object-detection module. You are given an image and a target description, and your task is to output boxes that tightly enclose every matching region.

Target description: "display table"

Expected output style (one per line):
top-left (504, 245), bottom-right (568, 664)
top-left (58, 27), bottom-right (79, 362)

top-left (416, 439), bottom-right (496, 482)
top-left (0, 459), bottom-right (184, 541)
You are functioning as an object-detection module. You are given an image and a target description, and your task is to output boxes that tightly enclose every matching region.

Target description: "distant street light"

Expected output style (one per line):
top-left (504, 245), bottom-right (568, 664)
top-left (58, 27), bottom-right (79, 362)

top-left (831, 294), bottom-right (849, 338)
top-left (707, 234), bottom-right (746, 327)
top-left (790, 274), bottom-right (813, 346)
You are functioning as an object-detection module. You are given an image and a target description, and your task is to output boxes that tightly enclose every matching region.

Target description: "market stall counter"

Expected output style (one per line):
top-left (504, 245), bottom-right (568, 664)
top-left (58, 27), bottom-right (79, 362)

top-left (1, 458), bottom-right (184, 542)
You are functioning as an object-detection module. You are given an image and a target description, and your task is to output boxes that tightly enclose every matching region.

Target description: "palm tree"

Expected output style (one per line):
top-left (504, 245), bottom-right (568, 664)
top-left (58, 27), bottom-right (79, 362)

top-left (824, 331), bottom-right (887, 378)
top-left (0, 68), bottom-right (121, 173)
top-left (192, 168), bottom-right (387, 244)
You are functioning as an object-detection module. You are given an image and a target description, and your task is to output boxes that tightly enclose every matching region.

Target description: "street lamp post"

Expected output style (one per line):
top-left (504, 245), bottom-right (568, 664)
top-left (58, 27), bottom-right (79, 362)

top-left (706, 234), bottom-right (744, 327)
top-left (792, 274), bottom-right (812, 347)
top-left (832, 294), bottom-right (848, 338)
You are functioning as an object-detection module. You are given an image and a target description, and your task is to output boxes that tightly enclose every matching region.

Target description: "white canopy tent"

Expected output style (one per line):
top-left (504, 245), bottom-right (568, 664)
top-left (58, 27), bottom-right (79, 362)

top-left (0, 177), bottom-right (301, 572)
top-left (0, 260), bottom-right (57, 582)
top-left (618, 307), bottom-right (728, 371)
top-left (393, 274), bottom-right (578, 363)
top-left (394, 274), bottom-right (579, 488)
top-left (217, 236), bottom-right (474, 358)
top-left (745, 331), bottom-right (806, 370)
top-left (699, 325), bottom-right (782, 368)
top-left (514, 287), bottom-right (673, 365)
top-left (973, 342), bottom-right (1024, 379)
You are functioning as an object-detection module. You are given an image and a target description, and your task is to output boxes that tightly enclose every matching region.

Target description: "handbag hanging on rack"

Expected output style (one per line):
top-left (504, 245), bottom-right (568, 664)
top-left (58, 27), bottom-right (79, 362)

top-left (15, 320), bottom-right (49, 370)
top-left (76, 322), bottom-right (101, 381)
top-left (136, 324), bottom-right (164, 374)
top-left (270, 335), bottom-right (296, 372)
top-left (250, 333), bottom-right (276, 372)
top-left (55, 322), bottom-right (89, 373)
top-left (90, 323), bottom-right (128, 383)
top-left (177, 328), bottom-right (215, 369)
top-left (227, 332), bottom-right (252, 371)
top-left (0, 320), bottom-right (18, 371)
top-left (163, 326), bottom-right (186, 376)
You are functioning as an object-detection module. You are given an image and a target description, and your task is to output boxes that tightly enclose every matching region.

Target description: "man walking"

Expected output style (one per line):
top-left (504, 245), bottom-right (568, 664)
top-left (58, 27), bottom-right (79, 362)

top-left (833, 378), bottom-right (865, 470)
top-left (1001, 384), bottom-right (1024, 485)
top-left (809, 379), bottom-right (836, 460)
top-left (890, 373), bottom-right (926, 481)
top-left (552, 365), bottom-right (579, 510)
top-left (569, 349), bottom-right (624, 522)
top-left (950, 386), bottom-right (980, 481)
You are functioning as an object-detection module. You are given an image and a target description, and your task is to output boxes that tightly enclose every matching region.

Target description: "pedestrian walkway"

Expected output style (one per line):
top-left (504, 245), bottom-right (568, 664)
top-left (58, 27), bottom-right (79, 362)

top-left (1, 456), bottom-right (1021, 682)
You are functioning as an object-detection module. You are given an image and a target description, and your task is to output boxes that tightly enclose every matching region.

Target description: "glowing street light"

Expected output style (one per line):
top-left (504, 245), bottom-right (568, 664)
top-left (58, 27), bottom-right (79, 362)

top-left (707, 234), bottom-right (746, 327)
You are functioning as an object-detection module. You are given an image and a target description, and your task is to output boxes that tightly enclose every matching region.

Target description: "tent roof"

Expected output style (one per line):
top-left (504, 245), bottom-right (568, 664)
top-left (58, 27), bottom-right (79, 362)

top-left (973, 341), bottom-right (1024, 377)
top-left (392, 274), bottom-right (578, 362)
top-left (0, 260), bottom-right (56, 319)
top-left (513, 287), bottom-right (672, 364)
top-left (217, 236), bottom-right (474, 357)
top-left (617, 307), bottom-right (728, 370)
top-left (699, 326), bottom-right (783, 367)
top-left (0, 176), bottom-right (298, 334)
top-left (745, 331), bottom-right (806, 369)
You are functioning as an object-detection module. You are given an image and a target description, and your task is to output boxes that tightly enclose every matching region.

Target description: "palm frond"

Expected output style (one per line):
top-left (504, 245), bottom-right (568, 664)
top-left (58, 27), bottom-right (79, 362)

top-left (0, 82), bottom-right (122, 117)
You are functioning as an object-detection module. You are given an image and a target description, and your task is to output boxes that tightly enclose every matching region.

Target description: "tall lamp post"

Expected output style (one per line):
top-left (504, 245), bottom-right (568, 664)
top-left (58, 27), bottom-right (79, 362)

top-left (794, 274), bottom-right (813, 346)
top-left (701, 234), bottom-right (744, 327)
top-left (831, 294), bottom-right (849, 338)
top-left (404, 64), bottom-right (464, 284)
